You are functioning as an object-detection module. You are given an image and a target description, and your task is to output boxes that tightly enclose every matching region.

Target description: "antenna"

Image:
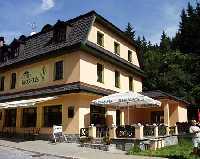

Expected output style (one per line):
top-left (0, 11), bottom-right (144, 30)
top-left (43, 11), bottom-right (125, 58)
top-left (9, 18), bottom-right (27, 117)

top-left (27, 22), bottom-right (37, 36)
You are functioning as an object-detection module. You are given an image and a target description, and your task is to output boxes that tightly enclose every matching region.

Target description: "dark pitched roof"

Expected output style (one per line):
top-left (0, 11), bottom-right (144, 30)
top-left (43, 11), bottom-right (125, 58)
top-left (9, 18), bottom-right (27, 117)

top-left (0, 11), bottom-right (95, 71)
top-left (141, 90), bottom-right (190, 105)
top-left (0, 82), bottom-right (115, 103)
top-left (0, 11), bottom-right (141, 76)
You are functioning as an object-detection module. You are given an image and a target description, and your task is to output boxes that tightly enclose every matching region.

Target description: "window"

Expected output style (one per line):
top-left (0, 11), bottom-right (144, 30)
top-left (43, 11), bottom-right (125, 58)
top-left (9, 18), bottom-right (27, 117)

top-left (97, 32), bottom-right (104, 47)
top-left (115, 71), bottom-right (120, 88)
top-left (0, 111), bottom-right (2, 120)
top-left (114, 42), bottom-right (120, 55)
top-left (54, 61), bottom-right (63, 80)
top-left (14, 47), bottom-right (19, 57)
top-left (90, 105), bottom-right (106, 126)
top-left (53, 22), bottom-right (66, 43)
top-left (97, 63), bottom-right (104, 83)
top-left (151, 111), bottom-right (164, 124)
top-left (129, 76), bottom-right (133, 91)
top-left (68, 106), bottom-right (74, 118)
top-left (128, 50), bottom-right (132, 62)
top-left (22, 108), bottom-right (37, 127)
top-left (11, 73), bottom-right (16, 89)
top-left (5, 109), bottom-right (16, 127)
top-left (44, 105), bottom-right (62, 127)
top-left (0, 76), bottom-right (5, 91)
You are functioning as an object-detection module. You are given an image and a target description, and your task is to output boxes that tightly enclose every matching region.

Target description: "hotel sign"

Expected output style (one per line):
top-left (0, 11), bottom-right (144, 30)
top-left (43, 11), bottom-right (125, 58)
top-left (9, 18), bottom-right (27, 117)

top-left (19, 65), bottom-right (49, 87)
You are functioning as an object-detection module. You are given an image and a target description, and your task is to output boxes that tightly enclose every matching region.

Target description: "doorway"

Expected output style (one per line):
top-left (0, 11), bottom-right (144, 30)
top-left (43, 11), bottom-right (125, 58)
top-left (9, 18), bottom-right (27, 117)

top-left (116, 109), bottom-right (120, 126)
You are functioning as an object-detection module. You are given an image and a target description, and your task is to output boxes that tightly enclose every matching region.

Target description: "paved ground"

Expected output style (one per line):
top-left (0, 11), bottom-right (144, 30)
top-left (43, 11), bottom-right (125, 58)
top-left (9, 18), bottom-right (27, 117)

top-left (0, 138), bottom-right (166, 159)
top-left (0, 145), bottom-right (64, 159)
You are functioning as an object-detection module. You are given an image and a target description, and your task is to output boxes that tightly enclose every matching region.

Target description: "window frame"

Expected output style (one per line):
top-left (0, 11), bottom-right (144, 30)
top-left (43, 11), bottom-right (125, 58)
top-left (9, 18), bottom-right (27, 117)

top-left (97, 63), bottom-right (104, 83)
top-left (128, 50), bottom-right (132, 63)
top-left (54, 61), bottom-right (64, 81)
top-left (68, 106), bottom-right (75, 118)
top-left (97, 31), bottom-right (104, 47)
top-left (0, 76), bottom-right (5, 91)
top-left (129, 76), bottom-right (133, 91)
top-left (22, 108), bottom-right (37, 128)
top-left (115, 71), bottom-right (120, 88)
top-left (114, 42), bottom-right (120, 55)
top-left (43, 105), bottom-right (62, 127)
top-left (10, 73), bottom-right (16, 89)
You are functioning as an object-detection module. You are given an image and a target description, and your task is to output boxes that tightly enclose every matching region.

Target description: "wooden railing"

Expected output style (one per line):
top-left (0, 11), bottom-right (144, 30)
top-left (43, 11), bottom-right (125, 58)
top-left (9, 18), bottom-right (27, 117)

top-left (158, 125), bottom-right (167, 136)
top-left (143, 125), bottom-right (155, 136)
top-left (96, 127), bottom-right (109, 138)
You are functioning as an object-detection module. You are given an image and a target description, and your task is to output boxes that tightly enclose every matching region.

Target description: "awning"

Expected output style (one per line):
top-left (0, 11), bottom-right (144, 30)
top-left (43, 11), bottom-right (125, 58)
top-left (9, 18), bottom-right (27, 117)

top-left (0, 96), bottom-right (57, 108)
top-left (91, 91), bottom-right (161, 108)
top-left (91, 91), bottom-right (161, 125)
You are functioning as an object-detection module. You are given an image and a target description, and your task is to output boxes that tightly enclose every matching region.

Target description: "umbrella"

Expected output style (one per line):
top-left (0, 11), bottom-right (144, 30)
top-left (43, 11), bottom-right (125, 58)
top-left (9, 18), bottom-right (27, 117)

top-left (91, 91), bottom-right (161, 124)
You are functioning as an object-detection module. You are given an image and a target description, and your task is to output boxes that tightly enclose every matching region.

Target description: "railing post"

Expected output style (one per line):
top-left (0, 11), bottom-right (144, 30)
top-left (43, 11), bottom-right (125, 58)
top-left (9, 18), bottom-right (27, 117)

top-left (154, 124), bottom-right (158, 137)
top-left (165, 125), bottom-right (170, 136)
top-left (89, 124), bottom-right (96, 138)
top-left (135, 123), bottom-right (143, 139)
top-left (109, 124), bottom-right (116, 139)
top-left (175, 124), bottom-right (178, 135)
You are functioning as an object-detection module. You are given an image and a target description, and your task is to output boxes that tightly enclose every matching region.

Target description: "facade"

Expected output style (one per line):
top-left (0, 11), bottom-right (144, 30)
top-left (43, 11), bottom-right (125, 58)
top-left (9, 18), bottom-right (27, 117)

top-left (0, 11), bottom-right (188, 138)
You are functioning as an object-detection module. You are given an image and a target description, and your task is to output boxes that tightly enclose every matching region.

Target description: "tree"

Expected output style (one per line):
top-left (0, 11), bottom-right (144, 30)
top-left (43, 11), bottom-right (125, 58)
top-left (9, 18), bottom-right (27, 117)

top-left (160, 31), bottom-right (171, 53)
top-left (124, 22), bottom-right (135, 40)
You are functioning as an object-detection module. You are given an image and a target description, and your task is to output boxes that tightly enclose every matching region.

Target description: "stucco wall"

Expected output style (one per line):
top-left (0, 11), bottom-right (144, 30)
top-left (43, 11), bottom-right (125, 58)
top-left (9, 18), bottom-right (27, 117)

top-left (87, 22), bottom-right (140, 67)
top-left (79, 51), bottom-right (142, 92)
top-left (0, 52), bottom-right (80, 94)
top-left (177, 104), bottom-right (188, 123)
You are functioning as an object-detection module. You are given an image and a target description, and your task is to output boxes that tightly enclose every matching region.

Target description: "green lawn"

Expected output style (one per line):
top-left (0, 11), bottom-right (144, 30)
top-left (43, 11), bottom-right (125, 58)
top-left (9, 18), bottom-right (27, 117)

top-left (128, 138), bottom-right (200, 159)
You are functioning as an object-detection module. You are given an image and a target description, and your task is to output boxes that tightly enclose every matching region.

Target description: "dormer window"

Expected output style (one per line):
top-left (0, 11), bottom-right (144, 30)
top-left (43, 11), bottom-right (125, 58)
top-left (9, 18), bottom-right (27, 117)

top-left (14, 47), bottom-right (19, 57)
top-left (10, 39), bottom-right (21, 59)
top-left (53, 20), bottom-right (67, 43)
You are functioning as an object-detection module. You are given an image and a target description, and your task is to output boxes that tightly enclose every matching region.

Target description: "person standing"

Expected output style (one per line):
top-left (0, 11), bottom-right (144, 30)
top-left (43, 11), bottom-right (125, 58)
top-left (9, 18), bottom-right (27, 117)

top-left (190, 120), bottom-right (200, 155)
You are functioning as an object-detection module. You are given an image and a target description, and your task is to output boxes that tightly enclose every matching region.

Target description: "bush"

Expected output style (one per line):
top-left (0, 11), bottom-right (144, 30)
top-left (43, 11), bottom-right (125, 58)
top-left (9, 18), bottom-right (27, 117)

top-left (128, 145), bottom-right (141, 154)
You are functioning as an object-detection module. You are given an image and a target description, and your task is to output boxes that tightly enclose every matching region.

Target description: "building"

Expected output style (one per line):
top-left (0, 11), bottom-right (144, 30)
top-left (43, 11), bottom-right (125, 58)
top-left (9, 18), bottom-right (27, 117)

top-left (0, 11), bottom-right (188, 139)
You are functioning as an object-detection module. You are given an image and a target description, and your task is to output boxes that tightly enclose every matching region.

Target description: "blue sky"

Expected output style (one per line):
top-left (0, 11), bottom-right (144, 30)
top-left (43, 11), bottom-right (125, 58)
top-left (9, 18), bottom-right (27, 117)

top-left (0, 0), bottom-right (196, 44)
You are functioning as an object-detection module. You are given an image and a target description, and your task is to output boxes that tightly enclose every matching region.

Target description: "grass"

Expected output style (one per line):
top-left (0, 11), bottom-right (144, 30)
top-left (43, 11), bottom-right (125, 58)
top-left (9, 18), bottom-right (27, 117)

top-left (128, 138), bottom-right (200, 159)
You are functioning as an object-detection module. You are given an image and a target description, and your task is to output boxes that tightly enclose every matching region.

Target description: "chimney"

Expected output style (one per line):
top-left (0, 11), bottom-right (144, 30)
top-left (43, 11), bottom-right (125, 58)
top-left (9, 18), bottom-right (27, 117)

top-left (0, 37), bottom-right (4, 47)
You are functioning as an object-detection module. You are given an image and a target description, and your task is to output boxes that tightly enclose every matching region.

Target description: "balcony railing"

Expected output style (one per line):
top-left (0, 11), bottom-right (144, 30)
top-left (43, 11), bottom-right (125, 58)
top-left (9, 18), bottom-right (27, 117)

top-left (96, 127), bottom-right (109, 138)
top-left (158, 124), bottom-right (167, 136)
top-left (143, 125), bottom-right (155, 136)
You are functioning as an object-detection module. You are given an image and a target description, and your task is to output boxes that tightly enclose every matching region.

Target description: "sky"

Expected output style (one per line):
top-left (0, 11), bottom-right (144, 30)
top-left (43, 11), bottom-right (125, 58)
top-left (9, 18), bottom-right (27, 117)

top-left (0, 0), bottom-right (197, 44)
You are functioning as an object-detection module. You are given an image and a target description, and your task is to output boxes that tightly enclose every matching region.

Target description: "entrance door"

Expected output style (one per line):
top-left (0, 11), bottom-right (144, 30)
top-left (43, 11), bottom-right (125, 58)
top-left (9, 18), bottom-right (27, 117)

top-left (90, 105), bottom-right (106, 126)
top-left (116, 110), bottom-right (120, 126)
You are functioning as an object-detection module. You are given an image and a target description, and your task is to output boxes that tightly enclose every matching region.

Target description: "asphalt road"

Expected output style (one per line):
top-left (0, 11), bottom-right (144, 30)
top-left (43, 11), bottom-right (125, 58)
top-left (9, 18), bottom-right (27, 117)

top-left (0, 145), bottom-right (72, 159)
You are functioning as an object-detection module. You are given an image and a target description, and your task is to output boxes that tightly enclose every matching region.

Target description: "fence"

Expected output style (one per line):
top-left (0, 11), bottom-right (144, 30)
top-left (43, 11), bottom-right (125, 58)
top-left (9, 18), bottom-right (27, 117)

top-left (80, 123), bottom-right (178, 139)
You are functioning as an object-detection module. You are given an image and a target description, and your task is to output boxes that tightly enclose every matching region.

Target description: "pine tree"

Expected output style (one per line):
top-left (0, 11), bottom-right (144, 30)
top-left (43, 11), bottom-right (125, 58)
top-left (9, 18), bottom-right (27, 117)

top-left (160, 31), bottom-right (171, 53)
top-left (124, 22), bottom-right (135, 40)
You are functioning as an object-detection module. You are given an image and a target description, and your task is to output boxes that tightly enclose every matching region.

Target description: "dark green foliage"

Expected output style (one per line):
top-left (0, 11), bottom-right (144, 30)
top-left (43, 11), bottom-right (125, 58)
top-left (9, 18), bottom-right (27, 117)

top-left (128, 139), bottom-right (194, 159)
top-left (132, 2), bottom-right (200, 105)
top-left (160, 31), bottom-right (171, 53)
top-left (124, 22), bottom-right (135, 40)
top-left (173, 2), bottom-right (200, 54)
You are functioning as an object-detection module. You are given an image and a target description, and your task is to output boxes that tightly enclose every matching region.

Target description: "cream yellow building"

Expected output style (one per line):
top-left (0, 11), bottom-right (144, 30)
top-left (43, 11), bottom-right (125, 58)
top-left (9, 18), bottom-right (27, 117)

top-left (0, 11), bottom-right (188, 139)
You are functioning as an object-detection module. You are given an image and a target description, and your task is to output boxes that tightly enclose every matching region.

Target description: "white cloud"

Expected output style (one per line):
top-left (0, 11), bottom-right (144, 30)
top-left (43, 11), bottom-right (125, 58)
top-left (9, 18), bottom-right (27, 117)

top-left (41, 0), bottom-right (55, 11)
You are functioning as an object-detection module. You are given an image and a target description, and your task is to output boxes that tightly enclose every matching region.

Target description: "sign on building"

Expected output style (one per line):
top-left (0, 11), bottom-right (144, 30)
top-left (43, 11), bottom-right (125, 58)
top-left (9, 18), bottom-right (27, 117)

top-left (19, 65), bottom-right (49, 88)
